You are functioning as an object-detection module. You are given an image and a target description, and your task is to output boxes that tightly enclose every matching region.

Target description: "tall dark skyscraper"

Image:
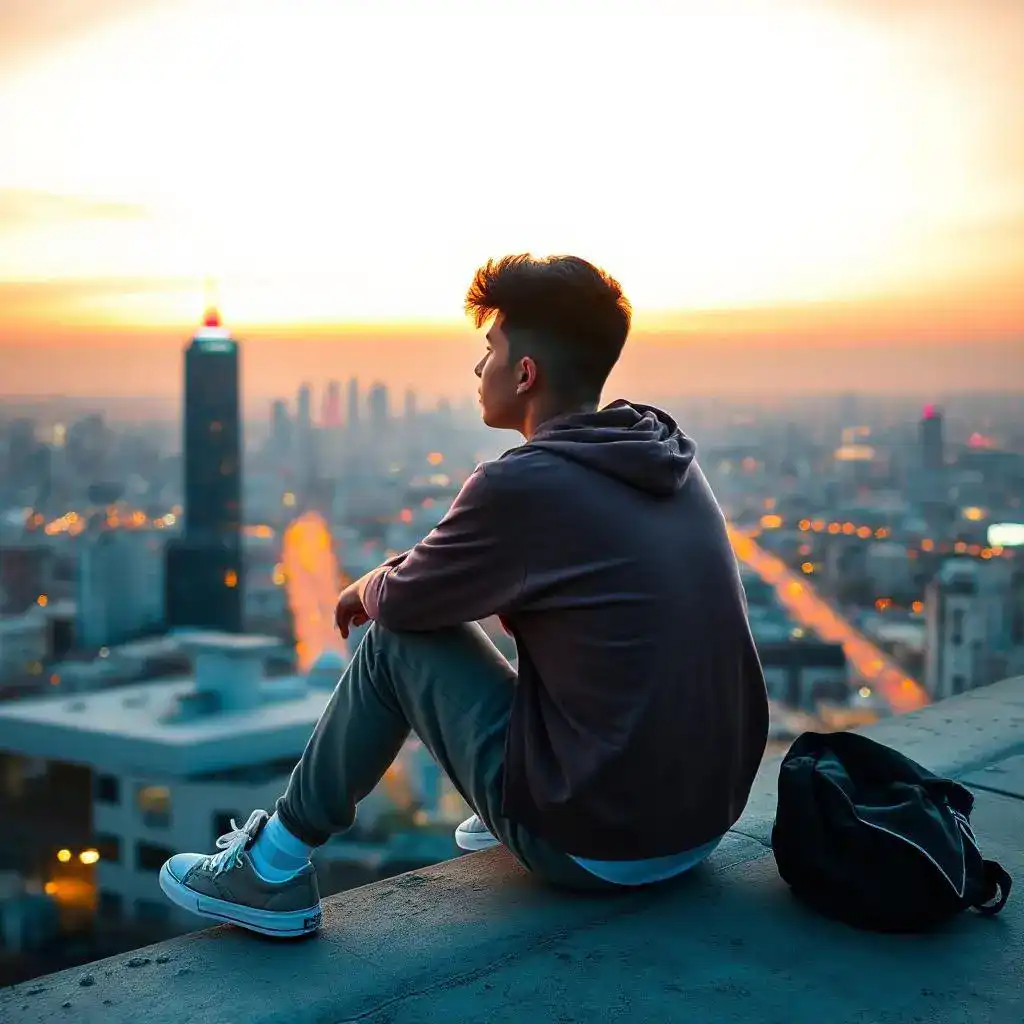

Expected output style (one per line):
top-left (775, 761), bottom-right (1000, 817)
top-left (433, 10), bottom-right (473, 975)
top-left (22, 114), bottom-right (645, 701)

top-left (165, 309), bottom-right (244, 632)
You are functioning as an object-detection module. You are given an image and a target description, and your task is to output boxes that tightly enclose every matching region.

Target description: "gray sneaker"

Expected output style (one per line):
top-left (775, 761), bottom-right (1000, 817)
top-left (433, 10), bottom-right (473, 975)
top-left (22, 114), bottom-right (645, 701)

top-left (159, 810), bottom-right (322, 938)
top-left (454, 813), bottom-right (500, 852)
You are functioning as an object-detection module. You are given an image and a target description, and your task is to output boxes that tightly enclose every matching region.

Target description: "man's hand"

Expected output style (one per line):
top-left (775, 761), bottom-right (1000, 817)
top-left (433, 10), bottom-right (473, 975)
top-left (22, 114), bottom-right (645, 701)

top-left (334, 578), bottom-right (370, 639)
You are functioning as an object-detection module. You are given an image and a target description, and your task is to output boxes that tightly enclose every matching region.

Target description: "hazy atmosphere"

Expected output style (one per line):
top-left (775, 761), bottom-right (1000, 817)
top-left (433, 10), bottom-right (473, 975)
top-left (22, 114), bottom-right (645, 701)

top-left (1, 1), bottom-right (1023, 1004)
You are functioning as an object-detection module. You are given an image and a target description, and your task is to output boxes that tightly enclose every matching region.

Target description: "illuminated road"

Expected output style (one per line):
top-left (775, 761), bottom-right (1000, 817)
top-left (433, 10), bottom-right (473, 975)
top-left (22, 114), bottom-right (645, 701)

top-left (729, 526), bottom-right (930, 714)
top-left (282, 512), bottom-right (349, 672)
top-left (282, 512), bottom-right (420, 806)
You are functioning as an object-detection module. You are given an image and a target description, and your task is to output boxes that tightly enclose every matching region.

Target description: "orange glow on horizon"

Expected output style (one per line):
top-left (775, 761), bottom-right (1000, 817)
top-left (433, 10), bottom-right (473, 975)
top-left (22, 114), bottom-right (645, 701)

top-left (1, 2), bottom-right (1022, 396)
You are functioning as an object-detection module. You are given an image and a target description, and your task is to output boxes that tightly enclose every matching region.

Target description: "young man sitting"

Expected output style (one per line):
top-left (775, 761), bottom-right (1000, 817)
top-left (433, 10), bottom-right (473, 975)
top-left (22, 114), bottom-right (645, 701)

top-left (160, 254), bottom-right (769, 936)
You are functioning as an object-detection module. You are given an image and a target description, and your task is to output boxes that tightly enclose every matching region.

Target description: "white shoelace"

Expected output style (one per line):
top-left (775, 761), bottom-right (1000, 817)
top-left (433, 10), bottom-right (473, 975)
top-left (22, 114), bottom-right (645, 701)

top-left (202, 810), bottom-right (264, 876)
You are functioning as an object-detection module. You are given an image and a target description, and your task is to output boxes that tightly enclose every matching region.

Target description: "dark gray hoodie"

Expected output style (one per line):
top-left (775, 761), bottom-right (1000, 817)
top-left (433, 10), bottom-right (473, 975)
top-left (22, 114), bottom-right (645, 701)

top-left (363, 400), bottom-right (769, 859)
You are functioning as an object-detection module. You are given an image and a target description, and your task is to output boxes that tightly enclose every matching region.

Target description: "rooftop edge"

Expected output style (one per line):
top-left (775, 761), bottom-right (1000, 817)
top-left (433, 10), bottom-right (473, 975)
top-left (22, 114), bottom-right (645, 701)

top-left (5, 676), bottom-right (1024, 1024)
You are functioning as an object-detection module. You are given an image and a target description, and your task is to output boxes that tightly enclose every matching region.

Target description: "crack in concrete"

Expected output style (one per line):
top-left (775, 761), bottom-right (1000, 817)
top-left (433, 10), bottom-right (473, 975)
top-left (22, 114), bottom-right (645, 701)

top-left (959, 781), bottom-right (1024, 803)
top-left (726, 827), bottom-right (772, 849)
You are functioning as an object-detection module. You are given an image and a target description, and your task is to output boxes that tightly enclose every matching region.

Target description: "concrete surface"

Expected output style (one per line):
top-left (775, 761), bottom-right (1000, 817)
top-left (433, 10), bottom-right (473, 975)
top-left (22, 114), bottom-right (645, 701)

top-left (5, 676), bottom-right (1023, 1024)
top-left (963, 753), bottom-right (1024, 802)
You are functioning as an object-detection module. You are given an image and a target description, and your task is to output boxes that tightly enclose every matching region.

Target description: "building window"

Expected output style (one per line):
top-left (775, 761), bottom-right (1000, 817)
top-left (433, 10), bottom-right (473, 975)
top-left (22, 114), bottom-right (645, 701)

top-left (136, 841), bottom-right (173, 873)
top-left (94, 833), bottom-right (121, 864)
top-left (136, 784), bottom-right (172, 827)
top-left (212, 812), bottom-right (236, 841)
top-left (950, 608), bottom-right (964, 646)
top-left (98, 890), bottom-right (123, 921)
top-left (94, 774), bottom-right (120, 805)
top-left (135, 898), bottom-right (171, 924)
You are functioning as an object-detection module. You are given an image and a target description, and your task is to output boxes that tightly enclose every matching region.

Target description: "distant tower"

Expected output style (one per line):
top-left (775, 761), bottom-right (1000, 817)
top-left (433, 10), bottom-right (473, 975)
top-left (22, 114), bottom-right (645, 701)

top-left (270, 399), bottom-right (291, 459)
top-left (165, 308), bottom-right (244, 633)
top-left (403, 389), bottom-right (418, 422)
top-left (323, 380), bottom-right (342, 429)
top-left (919, 403), bottom-right (945, 471)
top-left (297, 384), bottom-right (313, 435)
top-left (346, 377), bottom-right (360, 430)
top-left (368, 382), bottom-right (390, 430)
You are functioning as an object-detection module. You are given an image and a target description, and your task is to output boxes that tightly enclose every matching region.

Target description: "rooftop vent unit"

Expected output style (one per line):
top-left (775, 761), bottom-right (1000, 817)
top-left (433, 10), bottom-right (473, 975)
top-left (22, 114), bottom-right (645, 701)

top-left (155, 632), bottom-right (286, 722)
top-left (162, 689), bottom-right (222, 724)
top-left (307, 649), bottom-right (347, 691)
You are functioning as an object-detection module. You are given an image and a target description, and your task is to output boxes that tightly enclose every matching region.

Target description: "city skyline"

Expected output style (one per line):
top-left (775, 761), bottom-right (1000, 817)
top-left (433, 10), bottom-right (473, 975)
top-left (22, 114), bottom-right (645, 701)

top-left (2, 0), bottom-right (1023, 397)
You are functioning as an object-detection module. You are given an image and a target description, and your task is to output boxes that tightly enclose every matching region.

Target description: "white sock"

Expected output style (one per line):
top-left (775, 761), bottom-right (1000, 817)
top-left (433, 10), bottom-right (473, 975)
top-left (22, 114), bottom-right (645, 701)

top-left (250, 813), bottom-right (315, 883)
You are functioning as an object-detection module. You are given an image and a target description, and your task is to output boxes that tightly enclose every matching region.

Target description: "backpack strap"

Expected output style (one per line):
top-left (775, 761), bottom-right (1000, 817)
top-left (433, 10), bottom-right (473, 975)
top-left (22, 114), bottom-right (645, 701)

top-left (974, 860), bottom-right (1012, 916)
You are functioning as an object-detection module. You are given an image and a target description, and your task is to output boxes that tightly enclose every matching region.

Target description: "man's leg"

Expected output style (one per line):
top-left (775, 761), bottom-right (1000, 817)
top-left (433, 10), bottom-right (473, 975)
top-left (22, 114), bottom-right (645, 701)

top-left (277, 621), bottom-right (613, 891)
top-left (160, 622), bottom-right (610, 935)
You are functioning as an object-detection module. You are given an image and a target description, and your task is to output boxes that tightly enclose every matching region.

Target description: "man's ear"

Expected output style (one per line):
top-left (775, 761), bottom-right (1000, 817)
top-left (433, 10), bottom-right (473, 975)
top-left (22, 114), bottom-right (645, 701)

top-left (516, 356), bottom-right (538, 395)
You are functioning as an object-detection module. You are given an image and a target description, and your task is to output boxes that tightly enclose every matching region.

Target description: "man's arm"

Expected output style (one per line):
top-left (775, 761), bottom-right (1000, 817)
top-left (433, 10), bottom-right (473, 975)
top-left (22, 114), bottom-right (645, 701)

top-left (361, 465), bottom-right (525, 631)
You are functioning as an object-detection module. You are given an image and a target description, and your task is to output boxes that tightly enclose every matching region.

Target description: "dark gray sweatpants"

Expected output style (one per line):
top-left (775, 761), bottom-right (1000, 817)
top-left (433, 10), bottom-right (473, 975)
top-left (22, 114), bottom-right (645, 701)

top-left (276, 621), bottom-right (614, 891)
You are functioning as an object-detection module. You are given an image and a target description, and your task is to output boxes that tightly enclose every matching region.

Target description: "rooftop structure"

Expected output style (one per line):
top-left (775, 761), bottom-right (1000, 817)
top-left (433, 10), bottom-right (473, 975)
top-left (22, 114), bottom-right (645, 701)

top-left (0, 632), bottom-right (318, 776)
top-left (0, 632), bottom-right (460, 939)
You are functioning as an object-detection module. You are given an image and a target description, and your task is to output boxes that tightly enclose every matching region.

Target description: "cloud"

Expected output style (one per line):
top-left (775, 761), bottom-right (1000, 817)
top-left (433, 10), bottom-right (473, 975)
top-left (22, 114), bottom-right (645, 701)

top-left (0, 188), bottom-right (149, 228)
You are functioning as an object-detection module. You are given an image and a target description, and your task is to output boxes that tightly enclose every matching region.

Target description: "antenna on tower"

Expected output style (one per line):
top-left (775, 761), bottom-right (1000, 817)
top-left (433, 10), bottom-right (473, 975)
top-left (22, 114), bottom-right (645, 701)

top-left (203, 276), bottom-right (221, 328)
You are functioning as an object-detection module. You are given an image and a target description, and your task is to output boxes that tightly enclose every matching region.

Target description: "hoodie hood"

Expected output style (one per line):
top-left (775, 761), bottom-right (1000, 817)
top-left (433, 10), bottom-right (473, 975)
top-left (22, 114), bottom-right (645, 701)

top-left (525, 400), bottom-right (696, 497)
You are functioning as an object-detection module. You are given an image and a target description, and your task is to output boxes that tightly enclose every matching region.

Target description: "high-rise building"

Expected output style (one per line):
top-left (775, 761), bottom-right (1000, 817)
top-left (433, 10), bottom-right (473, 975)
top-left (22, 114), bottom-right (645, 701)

top-left (293, 383), bottom-right (317, 497)
top-left (346, 377), bottom-right (360, 430)
top-left (919, 404), bottom-right (945, 471)
top-left (270, 400), bottom-right (291, 460)
top-left (297, 384), bottom-right (313, 435)
top-left (0, 541), bottom-right (52, 616)
top-left (924, 559), bottom-right (987, 700)
top-left (368, 382), bottom-right (390, 430)
top-left (323, 381), bottom-right (342, 429)
top-left (403, 389), bottom-right (418, 422)
top-left (78, 527), bottom-right (165, 649)
top-left (165, 309), bottom-right (243, 633)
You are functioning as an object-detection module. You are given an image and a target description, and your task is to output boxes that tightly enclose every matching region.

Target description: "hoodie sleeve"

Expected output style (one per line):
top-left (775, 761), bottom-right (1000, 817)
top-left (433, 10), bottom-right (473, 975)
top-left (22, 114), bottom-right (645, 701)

top-left (362, 464), bottom-right (525, 631)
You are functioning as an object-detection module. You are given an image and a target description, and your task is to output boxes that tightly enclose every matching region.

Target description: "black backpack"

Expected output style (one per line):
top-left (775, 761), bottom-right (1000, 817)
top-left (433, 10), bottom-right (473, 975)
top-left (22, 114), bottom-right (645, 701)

top-left (771, 731), bottom-right (1012, 932)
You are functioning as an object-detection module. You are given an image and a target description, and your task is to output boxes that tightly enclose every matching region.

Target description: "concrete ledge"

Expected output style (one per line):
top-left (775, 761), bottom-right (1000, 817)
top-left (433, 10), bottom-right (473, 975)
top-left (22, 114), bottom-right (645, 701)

top-left (5, 677), bottom-right (1023, 1024)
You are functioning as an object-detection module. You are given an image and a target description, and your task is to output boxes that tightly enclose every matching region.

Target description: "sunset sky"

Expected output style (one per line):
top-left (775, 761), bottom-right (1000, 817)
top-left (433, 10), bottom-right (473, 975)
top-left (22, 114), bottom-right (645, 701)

top-left (1, 0), bottom-right (1022, 399)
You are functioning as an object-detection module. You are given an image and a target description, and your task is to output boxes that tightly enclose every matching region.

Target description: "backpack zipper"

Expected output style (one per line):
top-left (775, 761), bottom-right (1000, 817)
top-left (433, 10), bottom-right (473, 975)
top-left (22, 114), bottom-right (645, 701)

top-left (819, 773), bottom-right (967, 898)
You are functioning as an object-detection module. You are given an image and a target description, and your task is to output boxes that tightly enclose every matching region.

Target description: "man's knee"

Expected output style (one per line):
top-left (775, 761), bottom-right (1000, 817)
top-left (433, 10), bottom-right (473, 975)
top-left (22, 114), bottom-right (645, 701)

top-left (360, 620), bottom-right (512, 694)
top-left (363, 619), bottom-right (487, 658)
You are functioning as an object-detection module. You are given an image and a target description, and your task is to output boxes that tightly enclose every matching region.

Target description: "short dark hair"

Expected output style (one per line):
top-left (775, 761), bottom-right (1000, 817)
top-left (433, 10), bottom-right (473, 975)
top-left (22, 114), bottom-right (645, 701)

top-left (465, 254), bottom-right (632, 401)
